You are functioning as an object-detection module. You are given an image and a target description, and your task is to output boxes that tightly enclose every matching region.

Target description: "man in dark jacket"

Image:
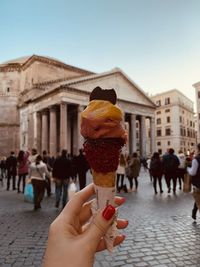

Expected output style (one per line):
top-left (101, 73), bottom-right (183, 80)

top-left (52, 149), bottom-right (71, 208)
top-left (6, 151), bottom-right (17, 190)
top-left (162, 148), bottom-right (180, 194)
top-left (75, 149), bottom-right (89, 190)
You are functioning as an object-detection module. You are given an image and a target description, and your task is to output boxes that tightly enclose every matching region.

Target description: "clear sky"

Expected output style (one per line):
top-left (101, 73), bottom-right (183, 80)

top-left (1, 0), bottom-right (200, 109)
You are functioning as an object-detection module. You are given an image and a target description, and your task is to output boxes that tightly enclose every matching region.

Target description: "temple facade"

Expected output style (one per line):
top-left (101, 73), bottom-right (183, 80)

top-left (0, 55), bottom-right (156, 157)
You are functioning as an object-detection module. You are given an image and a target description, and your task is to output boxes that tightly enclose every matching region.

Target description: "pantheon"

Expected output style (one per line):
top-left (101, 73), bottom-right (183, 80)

top-left (0, 55), bottom-right (156, 157)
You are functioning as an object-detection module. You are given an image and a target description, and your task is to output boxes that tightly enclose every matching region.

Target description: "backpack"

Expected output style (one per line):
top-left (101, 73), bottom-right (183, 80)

top-left (191, 156), bottom-right (200, 188)
top-left (150, 159), bottom-right (157, 172)
top-left (150, 158), bottom-right (163, 176)
top-left (165, 155), bottom-right (179, 172)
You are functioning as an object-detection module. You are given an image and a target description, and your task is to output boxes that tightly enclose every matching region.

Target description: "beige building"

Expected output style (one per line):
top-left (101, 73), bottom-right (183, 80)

top-left (0, 55), bottom-right (156, 157)
top-left (193, 82), bottom-right (200, 143)
top-left (151, 89), bottom-right (196, 155)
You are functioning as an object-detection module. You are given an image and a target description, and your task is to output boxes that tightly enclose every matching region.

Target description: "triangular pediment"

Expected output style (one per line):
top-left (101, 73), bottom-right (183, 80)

top-left (65, 69), bottom-right (155, 107)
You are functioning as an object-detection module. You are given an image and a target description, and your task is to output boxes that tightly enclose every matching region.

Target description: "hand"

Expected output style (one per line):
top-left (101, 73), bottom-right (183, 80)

top-left (43, 183), bottom-right (128, 267)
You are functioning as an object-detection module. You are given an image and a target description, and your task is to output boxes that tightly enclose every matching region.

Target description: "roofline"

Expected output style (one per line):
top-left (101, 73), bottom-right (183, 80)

top-left (151, 88), bottom-right (194, 104)
top-left (58, 68), bottom-right (156, 107)
top-left (0, 54), bottom-right (94, 75)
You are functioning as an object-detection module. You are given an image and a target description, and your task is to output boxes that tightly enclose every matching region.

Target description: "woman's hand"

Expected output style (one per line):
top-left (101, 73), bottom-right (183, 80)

top-left (43, 183), bottom-right (128, 267)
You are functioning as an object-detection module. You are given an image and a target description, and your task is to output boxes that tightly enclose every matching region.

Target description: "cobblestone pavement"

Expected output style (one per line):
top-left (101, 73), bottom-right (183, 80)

top-left (0, 170), bottom-right (200, 267)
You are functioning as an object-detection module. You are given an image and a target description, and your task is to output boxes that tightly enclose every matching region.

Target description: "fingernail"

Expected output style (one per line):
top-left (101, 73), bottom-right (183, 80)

top-left (121, 197), bottom-right (126, 203)
top-left (102, 205), bottom-right (115, 220)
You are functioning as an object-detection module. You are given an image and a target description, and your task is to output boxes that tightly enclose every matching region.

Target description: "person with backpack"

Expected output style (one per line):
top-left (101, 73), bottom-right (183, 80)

top-left (187, 143), bottom-right (200, 220)
top-left (162, 148), bottom-right (180, 194)
top-left (150, 152), bottom-right (163, 194)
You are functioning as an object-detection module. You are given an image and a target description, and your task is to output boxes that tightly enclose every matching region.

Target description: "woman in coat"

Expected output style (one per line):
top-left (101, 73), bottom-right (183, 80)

top-left (17, 150), bottom-right (30, 193)
top-left (150, 152), bottom-right (163, 194)
top-left (128, 152), bottom-right (141, 191)
top-left (116, 153), bottom-right (126, 193)
top-left (29, 155), bottom-right (50, 210)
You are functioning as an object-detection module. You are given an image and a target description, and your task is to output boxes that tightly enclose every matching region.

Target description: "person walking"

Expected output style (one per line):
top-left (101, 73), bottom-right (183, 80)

top-left (149, 152), bottom-right (163, 194)
top-left (17, 150), bottom-right (30, 193)
top-left (116, 153), bottom-right (126, 193)
top-left (75, 149), bottom-right (89, 190)
top-left (52, 149), bottom-right (71, 209)
top-left (127, 152), bottom-right (141, 192)
top-left (187, 143), bottom-right (200, 220)
top-left (147, 156), bottom-right (153, 182)
top-left (29, 155), bottom-right (50, 210)
top-left (6, 151), bottom-right (17, 191)
top-left (177, 150), bottom-right (186, 190)
top-left (42, 150), bottom-right (53, 197)
top-left (162, 148), bottom-right (180, 194)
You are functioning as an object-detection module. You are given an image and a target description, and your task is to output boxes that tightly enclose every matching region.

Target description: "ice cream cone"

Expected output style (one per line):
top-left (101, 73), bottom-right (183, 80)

top-left (92, 170), bottom-right (115, 187)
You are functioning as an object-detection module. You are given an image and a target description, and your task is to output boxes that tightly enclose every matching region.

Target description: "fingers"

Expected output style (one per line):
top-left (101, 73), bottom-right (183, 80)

top-left (61, 183), bottom-right (95, 222)
top-left (79, 196), bottom-right (126, 225)
top-left (96, 235), bottom-right (126, 252)
top-left (85, 205), bottom-right (116, 248)
top-left (116, 219), bottom-right (129, 229)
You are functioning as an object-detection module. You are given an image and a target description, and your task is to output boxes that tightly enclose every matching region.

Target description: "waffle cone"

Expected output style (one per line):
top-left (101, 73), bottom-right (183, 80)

top-left (92, 169), bottom-right (115, 187)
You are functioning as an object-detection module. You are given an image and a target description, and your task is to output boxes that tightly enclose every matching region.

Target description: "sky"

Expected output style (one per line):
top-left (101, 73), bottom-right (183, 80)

top-left (0, 0), bottom-right (200, 109)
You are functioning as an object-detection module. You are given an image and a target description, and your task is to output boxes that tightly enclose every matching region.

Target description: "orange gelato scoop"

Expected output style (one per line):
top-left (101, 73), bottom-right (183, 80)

top-left (81, 100), bottom-right (127, 140)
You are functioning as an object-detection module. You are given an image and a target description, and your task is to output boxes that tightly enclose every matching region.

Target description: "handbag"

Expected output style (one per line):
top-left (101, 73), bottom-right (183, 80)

top-left (24, 183), bottom-right (34, 203)
top-left (183, 173), bottom-right (191, 193)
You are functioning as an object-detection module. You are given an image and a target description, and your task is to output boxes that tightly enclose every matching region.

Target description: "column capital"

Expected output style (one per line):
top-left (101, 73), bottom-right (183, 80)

top-left (49, 105), bottom-right (58, 111)
top-left (78, 105), bottom-right (85, 113)
top-left (41, 109), bottom-right (49, 115)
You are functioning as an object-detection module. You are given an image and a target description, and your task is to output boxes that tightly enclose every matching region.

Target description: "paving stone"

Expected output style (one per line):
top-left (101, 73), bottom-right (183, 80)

top-left (1, 170), bottom-right (200, 266)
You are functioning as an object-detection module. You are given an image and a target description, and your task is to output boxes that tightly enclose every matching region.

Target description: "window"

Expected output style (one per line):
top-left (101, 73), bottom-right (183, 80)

top-left (165, 109), bottom-right (170, 113)
top-left (190, 121), bottom-right (193, 127)
top-left (156, 111), bottom-right (161, 115)
top-left (158, 149), bottom-right (162, 155)
top-left (165, 97), bottom-right (170, 105)
top-left (156, 100), bottom-right (161, 107)
top-left (165, 128), bottom-right (171, 136)
top-left (157, 141), bottom-right (161, 146)
top-left (180, 116), bottom-right (182, 123)
top-left (198, 91), bottom-right (200, 98)
top-left (156, 118), bottom-right (161, 124)
top-left (167, 141), bottom-right (170, 146)
top-left (7, 87), bottom-right (10, 92)
top-left (157, 129), bottom-right (162, 137)
top-left (167, 116), bottom-right (170, 123)
top-left (136, 132), bottom-right (139, 138)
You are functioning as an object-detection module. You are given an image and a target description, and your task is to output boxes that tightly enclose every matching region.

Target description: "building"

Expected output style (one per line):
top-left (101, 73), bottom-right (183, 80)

top-left (193, 82), bottom-right (200, 143)
top-left (0, 55), bottom-right (156, 157)
top-left (151, 89), bottom-right (196, 155)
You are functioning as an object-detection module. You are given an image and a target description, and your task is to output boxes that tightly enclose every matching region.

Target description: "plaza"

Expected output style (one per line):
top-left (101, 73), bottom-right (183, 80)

top-left (0, 169), bottom-right (199, 267)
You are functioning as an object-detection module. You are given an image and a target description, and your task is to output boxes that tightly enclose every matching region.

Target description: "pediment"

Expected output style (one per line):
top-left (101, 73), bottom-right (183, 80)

top-left (67, 70), bottom-right (155, 108)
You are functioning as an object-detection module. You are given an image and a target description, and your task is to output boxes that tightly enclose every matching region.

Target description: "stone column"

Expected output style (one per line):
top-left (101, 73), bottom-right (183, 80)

top-left (140, 115), bottom-right (146, 157)
top-left (36, 112), bottom-right (42, 153)
top-left (60, 102), bottom-right (67, 151)
top-left (150, 117), bottom-right (156, 155)
top-left (77, 105), bottom-right (85, 153)
top-left (130, 114), bottom-right (137, 154)
top-left (49, 106), bottom-right (57, 156)
top-left (41, 109), bottom-right (48, 153)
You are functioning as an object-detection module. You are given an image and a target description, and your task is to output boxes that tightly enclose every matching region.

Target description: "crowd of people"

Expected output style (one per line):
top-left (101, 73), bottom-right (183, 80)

top-left (1, 145), bottom-right (200, 219)
top-left (0, 148), bottom-right (89, 210)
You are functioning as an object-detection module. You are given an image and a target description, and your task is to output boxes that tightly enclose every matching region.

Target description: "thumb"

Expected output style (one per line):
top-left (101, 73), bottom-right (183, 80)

top-left (86, 205), bottom-right (116, 248)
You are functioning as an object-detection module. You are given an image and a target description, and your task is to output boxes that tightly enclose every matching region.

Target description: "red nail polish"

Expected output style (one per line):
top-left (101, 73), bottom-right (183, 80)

top-left (102, 205), bottom-right (115, 220)
top-left (121, 197), bottom-right (126, 203)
